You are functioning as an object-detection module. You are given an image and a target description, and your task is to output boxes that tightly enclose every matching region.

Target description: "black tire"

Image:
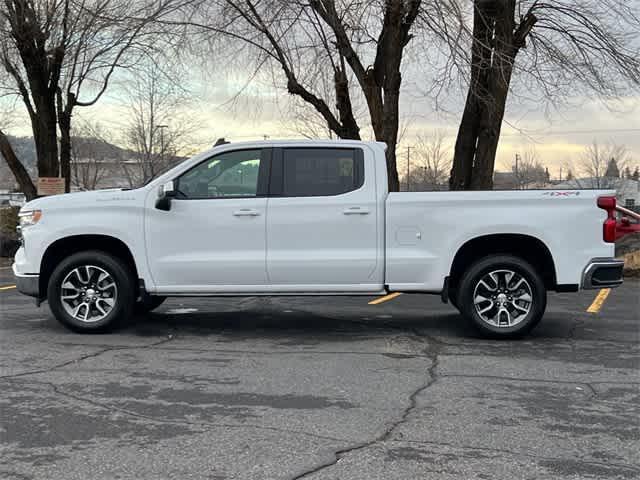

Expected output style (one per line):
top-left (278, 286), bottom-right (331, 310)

top-left (457, 254), bottom-right (546, 339)
top-left (135, 295), bottom-right (167, 314)
top-left (47, 250), bottom-right (135, 333)
top-left (448, 288), bottom-right (460, 311)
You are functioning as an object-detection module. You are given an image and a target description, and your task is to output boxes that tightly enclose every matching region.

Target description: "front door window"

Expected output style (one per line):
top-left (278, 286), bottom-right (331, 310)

top-left (176, 149), bottom-right (262, 199)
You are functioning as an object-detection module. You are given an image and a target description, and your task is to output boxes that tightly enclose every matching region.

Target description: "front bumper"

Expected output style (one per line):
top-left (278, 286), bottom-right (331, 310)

top-left (581, 258), bottom-right (624, 290)
top-left (12, 263), bottom-right (40, 298)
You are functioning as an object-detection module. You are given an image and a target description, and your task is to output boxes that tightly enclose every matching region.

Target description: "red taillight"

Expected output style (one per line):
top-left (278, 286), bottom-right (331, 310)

top-left (603, 219), bottom-right (617, 243)
top-left (597, 196), bottom-right (617, 243)
top-left (597, 196), bottom-right (616, 210)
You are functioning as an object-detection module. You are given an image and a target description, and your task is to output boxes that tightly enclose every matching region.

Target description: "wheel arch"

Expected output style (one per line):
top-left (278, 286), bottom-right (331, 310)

top-left (448, 234), bottom-right (557, 292)
top-left (40, 235), bottom-right (138, 296)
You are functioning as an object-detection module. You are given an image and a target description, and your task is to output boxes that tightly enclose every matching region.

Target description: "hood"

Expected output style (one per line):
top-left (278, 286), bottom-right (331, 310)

top-left (20, 188), bottom-right (139, 212)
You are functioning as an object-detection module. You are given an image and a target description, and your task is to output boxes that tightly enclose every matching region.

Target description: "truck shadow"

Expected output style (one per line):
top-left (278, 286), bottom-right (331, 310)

top-left (125, 297), bottom-right (589, 344)
top-left (129, 307), bottom-right (486, 342)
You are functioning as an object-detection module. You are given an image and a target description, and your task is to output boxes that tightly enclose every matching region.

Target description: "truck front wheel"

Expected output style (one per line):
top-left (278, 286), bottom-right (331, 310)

top-left (457, 255), bottom-right (546, 339)
top-left (47, 251), bottom-right (135, 333)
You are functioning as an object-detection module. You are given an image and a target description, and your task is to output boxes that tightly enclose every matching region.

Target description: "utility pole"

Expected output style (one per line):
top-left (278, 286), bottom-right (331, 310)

top-left (156, 124), bottom-right (168, 182)
top-left (514, 153), bottom-right (520, 189)
top-left (158, 124), bottom-right (168, 159)
top-left (406, 146), bottom-right (411, 191)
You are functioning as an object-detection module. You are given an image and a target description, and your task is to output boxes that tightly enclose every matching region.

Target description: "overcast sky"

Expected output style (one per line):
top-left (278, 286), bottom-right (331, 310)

top-left (76, 75), bottom-right (639, 179)
top-left (3, 9), bottom-right (639, 180)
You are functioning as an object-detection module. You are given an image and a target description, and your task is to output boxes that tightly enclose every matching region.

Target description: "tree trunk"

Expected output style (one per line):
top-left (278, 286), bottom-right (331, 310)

top-left (470, 1), bottom-right (517, 190)
top-left (57, 90), bottom-right (74, 192)
top-left (470, 63), bottom-right (514, 190)
top-left (0, 129), bottom-right (37, 201)
top-left (385, 148), bottom-right (400, 192)
top-left (449, 0), bottom-right (519, 191)
top-left (30, 95), bottom-right (60, 180)
top-left (58, 115), bottom-right (72, 193)
top-left (334, 65), bottom-right (361, 140)
top-left (449, 97), bottom-right (480, 190)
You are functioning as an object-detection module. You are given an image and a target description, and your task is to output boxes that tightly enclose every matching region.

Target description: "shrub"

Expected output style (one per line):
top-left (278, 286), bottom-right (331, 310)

top-left (0, 206), bottom-right (19, 238)
top-left (0, 207), bottom-right (20, 258)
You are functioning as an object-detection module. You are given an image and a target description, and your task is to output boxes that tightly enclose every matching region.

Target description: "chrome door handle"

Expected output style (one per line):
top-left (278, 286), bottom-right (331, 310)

top-left (233, 209), bottom-right (260, 217)
top-left (343, 207), bottom-right (370, 215)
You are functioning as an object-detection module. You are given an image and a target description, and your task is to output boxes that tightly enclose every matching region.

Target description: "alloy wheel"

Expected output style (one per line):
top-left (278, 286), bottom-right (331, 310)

top-left (60, 265), bottom-right (118, 323)
top-left (472, 269), bottom-right (533, 328)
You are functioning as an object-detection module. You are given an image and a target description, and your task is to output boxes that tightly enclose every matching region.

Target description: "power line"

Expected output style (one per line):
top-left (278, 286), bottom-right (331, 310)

top-left (501, 127), bottom-right (640, 137)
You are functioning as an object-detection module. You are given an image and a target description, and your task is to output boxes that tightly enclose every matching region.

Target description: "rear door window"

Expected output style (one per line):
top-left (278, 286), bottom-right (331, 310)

top-left (279, 148), bottom-right (364, 197)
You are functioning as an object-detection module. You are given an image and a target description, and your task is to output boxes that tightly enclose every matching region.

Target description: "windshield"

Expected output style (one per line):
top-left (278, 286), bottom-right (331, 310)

top-left (141, 162), bottom-right (180, 187)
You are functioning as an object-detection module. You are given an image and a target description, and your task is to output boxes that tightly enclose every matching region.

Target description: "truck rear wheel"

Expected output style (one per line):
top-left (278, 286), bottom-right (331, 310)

top-left (47, 251), bottom-right (135, 333)
top-left (457, 255), bottom-right (546, 339)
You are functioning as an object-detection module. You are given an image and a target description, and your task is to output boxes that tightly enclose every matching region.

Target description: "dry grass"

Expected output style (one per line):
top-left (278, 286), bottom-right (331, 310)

top-left (623, 250), bottom-right (640, 277)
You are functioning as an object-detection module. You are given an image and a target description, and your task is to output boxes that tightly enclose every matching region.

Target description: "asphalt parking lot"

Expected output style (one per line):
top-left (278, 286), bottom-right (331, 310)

top-left (0, 266), bottom-right (638, 480)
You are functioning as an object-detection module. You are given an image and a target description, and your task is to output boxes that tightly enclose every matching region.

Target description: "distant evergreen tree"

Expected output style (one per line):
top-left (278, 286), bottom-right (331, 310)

top-left (623, 166), bottom-right (632, 179)
top-left (566, 169), bottom-right (574, 181)
top-left (632, 166), bottom-right (640, 181)
top-left (605, 157), bottom-right (620, 178)
top-left (544, 167), bottom-right (550, 183)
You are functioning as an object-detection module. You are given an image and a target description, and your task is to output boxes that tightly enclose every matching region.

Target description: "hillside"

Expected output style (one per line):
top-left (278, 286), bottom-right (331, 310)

top-left (0, 136), bottom-right (175, 190)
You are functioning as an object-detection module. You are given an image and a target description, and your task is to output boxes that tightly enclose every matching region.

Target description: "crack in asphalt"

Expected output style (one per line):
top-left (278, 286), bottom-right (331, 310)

top-left (0, 334), bottom-right (176, 380)
top-left (437, 373), bottom-right (599, 396)
top-left (285, 325), bottom-right (630, 479)
top-left (565, 316), bottom-right (586, 354)
top-left (289, 332), bottom-right (442, 480)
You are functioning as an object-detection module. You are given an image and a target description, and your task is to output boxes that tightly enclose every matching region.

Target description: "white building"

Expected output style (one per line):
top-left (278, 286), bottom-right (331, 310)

top-left (0, 190), bottom-right (26, 207)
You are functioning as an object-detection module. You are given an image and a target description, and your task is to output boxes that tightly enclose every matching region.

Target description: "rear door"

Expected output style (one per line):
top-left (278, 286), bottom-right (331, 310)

top-left (265, 146), bottom-right (382, 290)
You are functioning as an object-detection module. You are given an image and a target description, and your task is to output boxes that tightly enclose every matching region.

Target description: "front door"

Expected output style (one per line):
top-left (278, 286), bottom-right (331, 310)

top-left (145, 148), bottom-right (269, 293)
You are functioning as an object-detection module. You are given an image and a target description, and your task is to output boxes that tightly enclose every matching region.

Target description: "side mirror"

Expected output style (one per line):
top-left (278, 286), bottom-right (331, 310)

top-left (155, 180), bottom-right (176, 211)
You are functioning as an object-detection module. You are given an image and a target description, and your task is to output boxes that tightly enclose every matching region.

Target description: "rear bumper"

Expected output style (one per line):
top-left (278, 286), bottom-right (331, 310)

top-left (12, 264), bottom-right (40, 298)
top-left (581, 258), bottom-right (624, 290)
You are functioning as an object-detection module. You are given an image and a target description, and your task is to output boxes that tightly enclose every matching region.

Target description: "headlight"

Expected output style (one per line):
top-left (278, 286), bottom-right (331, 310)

top-left (18, 209), bottom-right (42, 228)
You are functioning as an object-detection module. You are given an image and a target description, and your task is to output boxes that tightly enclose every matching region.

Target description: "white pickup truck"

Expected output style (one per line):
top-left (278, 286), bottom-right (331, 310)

top-left (13, 140), bottom-right (624, 337)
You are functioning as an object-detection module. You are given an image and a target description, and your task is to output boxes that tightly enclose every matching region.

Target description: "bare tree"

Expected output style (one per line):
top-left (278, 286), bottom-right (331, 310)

top-left (70, 121), bottom-right (114, 191)
top-left (577, 141), bottom-right (630, 190)
top-left (0, 102), bottom-right (36, 198)
top-left (0, 0), bottom-right (188, 194)
top-left (448, 0), bottom-right (640, 190)
top-left (565, 168), bottom-right (574, 181)
top-left (623, 166), bottom-right (632, 180)
top-left (404, 131), bottom-right (452, 190)
top-left (173, 0), bottom-right (458, 191)
top-left (121, 61), bottom-right (193, 188)
top-left (511, 148), bottom-right (547, 189)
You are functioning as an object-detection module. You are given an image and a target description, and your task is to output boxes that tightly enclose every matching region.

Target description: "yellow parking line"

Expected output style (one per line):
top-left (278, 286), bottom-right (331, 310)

top-left (587, 288), bottom-right (611, 313)
top-left (0, 285), bottom-right (17, 291)
top-left (368, 292), bottom-right (402, 305)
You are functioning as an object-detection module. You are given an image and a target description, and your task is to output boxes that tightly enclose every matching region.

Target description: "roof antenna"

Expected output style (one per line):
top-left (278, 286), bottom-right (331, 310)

top-left (214, 137), bottom-right (229, 147)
